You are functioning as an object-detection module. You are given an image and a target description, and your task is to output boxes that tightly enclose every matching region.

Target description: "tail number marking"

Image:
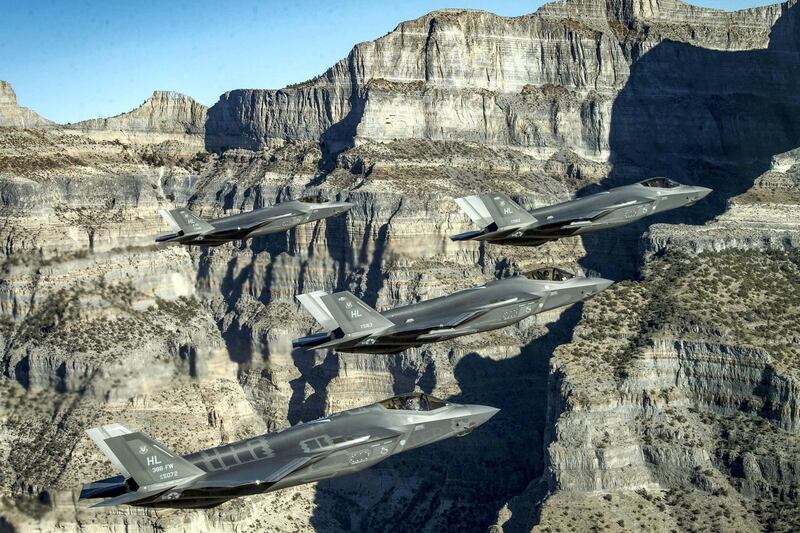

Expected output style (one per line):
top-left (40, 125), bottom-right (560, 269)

top-left (150, 461), bottom-right (180, 480)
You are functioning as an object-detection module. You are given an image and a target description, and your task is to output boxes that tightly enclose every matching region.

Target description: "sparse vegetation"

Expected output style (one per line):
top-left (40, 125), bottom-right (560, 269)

top-left (10, 281), bottom-right (202, 354)
top-left (574, 249), bottom-right (800, 374)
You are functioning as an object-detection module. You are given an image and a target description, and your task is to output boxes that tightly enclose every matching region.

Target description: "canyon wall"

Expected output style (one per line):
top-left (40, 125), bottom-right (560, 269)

top-left (64, 91), bottom-right (207, 153)
top-left (1, 0), bottom-right (800, 531)
top-left (0, 80), bottom-right (54, 128)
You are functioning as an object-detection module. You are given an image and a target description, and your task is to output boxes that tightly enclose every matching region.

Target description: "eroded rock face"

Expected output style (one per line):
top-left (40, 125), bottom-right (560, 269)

top-left (512, 248), bottom-right (800, 533)
top-left (1, 0), bottom-right (800, 531)
top-left (64, 91), bottom-right (207, 152)
top-left (0, 80), bottom-right (54, 128)
top-left (203, 0), bottom-right (795, 168)
top-left (204, 8), bottom-right (627, 158)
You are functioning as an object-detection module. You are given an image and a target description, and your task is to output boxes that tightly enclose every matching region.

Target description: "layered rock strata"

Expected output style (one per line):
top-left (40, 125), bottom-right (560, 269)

top-left (0, 80), bottom-right (54, 128)
top-left (1, 0), bottom-right (800, 531)
top-left (65, 91), bottom-right (207, 153)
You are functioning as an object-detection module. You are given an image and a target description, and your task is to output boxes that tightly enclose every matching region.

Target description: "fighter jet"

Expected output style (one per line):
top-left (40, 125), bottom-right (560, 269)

top-left (79, 392), bottom-right (497, 509)
top-left (293, 267), bottom-right (612, 354)
top-left (155, 196), bottom-right (353, 246)
top-left (450, 177), bottom-right (712, 246)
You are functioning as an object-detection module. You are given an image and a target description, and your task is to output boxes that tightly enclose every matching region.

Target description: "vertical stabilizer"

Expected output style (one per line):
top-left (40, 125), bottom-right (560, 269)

top-left (86, 424), bottom-right (205, 491)
top-left (159, 208), bottom-right (215, 236)
top-left (454, 193), bottom-right (536, 231)
top-left (297, 291), bottom-right (393, 335)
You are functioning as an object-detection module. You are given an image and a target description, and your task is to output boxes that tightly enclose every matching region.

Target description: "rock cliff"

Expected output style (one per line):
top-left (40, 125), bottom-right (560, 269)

top-left (1, 0), bottom-right (800, 531)
top-left (65, 91), bottom-right (207, 152)
top-left (203, 0), bottom-right (793, 165)
top-left (0, 81), bottom-right (54, 128)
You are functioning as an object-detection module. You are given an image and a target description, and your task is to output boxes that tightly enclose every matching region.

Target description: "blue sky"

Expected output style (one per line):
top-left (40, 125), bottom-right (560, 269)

top-left (0, 0), bottom-right (776, 123)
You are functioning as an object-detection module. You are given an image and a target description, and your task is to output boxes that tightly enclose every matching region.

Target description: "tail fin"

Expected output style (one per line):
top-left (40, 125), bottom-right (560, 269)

top-left (159, 208), bottom-right (215, 236)
top-left (455, 193), bottom-right (536, 231)
top-left (297, 290), bottom-right (393, 335)
top-left (86, 424), bottom-right (204, 492)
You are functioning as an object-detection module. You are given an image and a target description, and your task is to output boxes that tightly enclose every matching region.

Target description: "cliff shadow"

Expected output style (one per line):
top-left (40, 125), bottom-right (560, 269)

top-left (210, 233), bottom-right (294, 365)
top-left (580, 2), bottom-right (800, 279)
top-left (313, 85), bottom-right (367, 183)
top-left (203, 90), bottom-right (266, 152)
top-left (287, 349), bottom-right (339, 425)
top-left (363, 200), bottom-right (402, 308)
top-left (308, 304), bottom-right (583, 532)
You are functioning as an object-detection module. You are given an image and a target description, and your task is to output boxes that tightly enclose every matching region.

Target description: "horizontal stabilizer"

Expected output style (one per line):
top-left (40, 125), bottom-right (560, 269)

top-left (451, 226), bottom-right (526, 242)
top-left (89, 488), bottom-right (164, 508)
top-left (292, 331), bottom-right (332, 349)
top-left (80, 475), bottom-right (128, 500)
top-left (449, 229), bottom-right (485, 242)
top-left (313, 334), bottom-right (373, 350)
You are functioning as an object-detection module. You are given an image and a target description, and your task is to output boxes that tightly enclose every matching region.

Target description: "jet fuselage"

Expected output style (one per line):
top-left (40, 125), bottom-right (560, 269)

top-left (451, 178), bottom-right (712, 246)
top-left (156, 199), bottom-right (353, 246)
top-left (80, 395), bottom-right (497, 509)
top-left (296, 272), bottom-right (612, 354)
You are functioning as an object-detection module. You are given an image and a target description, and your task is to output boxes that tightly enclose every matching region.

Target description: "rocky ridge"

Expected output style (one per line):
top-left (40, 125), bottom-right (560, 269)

top-left (64, 91), bottom-right (207, 153)
top-left (1, 0), bottom-right (800, 531)
top-left (0, 81), bottom-right (54, 129)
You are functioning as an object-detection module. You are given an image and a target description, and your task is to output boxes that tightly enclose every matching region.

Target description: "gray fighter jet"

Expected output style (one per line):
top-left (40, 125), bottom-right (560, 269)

top-left (293, 267), bottom-right (612, 354)
top-left (450, 178), bottom-right (712, 246)
top-left (156, 197), bottom-right (353, 246)
top-left (79, 392), bottom-right (497, 509)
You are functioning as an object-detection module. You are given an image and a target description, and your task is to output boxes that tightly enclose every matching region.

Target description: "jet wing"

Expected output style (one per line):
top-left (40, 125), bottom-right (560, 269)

top-left (534, 199), bottom-right (655, 230)
top-left (192, 429), bottom-right (403, 490)
top-left (210, 211), bottom-right (309, 236)
top-left (392, 294), bottom-right (541, 336)
top-left (242, 211), bottom-right (308, 231)
top-left (417, 327), bottom-right (480, 340)
top-left (188, 455), bottom-right (321, 491)
top-left (390, 310), bottom-right (488, 336)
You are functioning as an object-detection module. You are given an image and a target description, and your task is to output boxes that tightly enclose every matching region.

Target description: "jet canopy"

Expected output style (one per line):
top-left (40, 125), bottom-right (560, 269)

top-left (299, 196), bottom-right (329, 204)
top-left (380, 392), bottom-right (447, 412)
top-left (639, 177), bottom-right (680, 188)
top-left (523, 267), bottom-right (576, 281)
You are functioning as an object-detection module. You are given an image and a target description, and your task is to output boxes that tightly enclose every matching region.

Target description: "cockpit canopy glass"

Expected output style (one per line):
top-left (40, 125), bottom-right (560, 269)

top-left (640, 177), bottom-right (680, 188)
top-left (380, 392), bottom-right (447, 412)
top-left (299, 196), bottom-right (328, 204)
top-left (523, 267), bottom-right (576, 282)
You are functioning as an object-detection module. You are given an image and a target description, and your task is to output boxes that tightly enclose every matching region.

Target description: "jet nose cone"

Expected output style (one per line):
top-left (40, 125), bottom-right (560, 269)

top-left (684, 186), bottom-right (712, 203)
top-left (698, 187), bottom-right (713, 199)
top-left (578, 277), bottom-right (614, 298)
top-left (468, 405), bottom-right (500, 427)
top-left (595, 278), bottom-right (614, 292)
